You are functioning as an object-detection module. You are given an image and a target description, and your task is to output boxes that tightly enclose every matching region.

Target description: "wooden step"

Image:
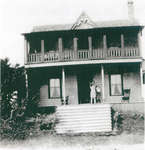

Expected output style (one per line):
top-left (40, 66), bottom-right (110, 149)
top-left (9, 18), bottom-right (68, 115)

top-left (57, 111), bottom-right (111, 117)
top-left (58, 116), bottom-right (111, 122)
top-left (56, 122), bottom-right (111, 129)
top-left (56, 127), bottom-right (112, 134)
top-left (55, 104), bottom-right (112, 134)
top-left (58, 119), bottom-right (112, 125)
top-left (56, 104), bottom-right (110, 111)
top-left (56, 109), bottom-right (110, 115)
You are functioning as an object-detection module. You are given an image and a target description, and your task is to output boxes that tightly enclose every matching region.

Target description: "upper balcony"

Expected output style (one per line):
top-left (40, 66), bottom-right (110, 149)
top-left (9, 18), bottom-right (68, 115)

top-left (27, 47), bottom-right (140, 63)
top-left (24, 28), bottom-right (142, 67)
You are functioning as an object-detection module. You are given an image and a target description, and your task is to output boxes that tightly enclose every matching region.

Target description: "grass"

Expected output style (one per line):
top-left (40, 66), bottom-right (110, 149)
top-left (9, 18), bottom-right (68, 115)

top-left (0, 131), bottom-right (144, 150)
top-left (0, 112), bottom-right (144, 150)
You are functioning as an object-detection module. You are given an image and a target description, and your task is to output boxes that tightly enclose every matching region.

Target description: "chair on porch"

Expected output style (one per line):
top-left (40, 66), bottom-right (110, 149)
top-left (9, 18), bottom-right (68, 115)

top-left (122, 89), bottom-right (131, 102)
top-left (61, 96), bottom-right (69, 105)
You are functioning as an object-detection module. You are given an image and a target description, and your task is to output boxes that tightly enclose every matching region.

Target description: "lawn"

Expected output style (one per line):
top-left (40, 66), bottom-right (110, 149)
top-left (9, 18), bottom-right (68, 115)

top-left (0, 112), bottom-right (144, 150)
top-left (0, 131), bottom-right (144, 150)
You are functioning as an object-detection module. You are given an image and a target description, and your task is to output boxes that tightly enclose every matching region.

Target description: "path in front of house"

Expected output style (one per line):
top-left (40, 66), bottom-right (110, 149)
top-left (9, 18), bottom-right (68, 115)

top-left (0, 131), bottom-right (144, 150)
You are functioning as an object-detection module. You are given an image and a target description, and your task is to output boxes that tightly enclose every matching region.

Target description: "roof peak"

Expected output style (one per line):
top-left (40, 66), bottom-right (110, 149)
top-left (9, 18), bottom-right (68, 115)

top-left (71, 11), bottom-right (96, 30)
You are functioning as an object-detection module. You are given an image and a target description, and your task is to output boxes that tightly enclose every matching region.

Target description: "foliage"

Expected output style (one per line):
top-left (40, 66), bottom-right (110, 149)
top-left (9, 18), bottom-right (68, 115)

top-left (119, 112), bottom-right (144, 133)
top-left (26, 113), bottom-right (57, 136)
top-left (111, 108), bottom-right (144, 134)
top-left (0, 58), bottom-right (29, 140)
top-left (0, 118), bottom-right (29, 140)
top-left (1, 58), bottom-right (26, 119)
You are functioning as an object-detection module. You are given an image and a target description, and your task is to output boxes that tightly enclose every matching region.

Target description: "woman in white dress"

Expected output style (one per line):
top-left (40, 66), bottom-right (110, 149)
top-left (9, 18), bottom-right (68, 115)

top-left (90, 81), bottom-right (96, 104)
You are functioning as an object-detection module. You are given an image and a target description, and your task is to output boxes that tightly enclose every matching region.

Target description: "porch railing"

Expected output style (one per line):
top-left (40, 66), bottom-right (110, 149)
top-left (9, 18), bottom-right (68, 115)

top-left (27, 47), bottom-right (140, 64)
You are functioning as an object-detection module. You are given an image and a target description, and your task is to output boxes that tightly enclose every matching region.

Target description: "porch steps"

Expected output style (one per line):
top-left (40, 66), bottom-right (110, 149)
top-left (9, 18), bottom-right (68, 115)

top-left (55, 104), bottom-right (112, 134)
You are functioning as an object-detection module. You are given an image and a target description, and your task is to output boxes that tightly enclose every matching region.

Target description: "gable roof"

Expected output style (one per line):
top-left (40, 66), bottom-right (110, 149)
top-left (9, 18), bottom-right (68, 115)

top-left (30, 12), bottom-right (143, 33)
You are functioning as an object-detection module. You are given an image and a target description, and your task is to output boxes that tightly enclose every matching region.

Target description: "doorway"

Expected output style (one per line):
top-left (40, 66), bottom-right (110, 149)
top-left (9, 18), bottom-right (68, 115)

top-left (77, 70), bottom-right (91, 104)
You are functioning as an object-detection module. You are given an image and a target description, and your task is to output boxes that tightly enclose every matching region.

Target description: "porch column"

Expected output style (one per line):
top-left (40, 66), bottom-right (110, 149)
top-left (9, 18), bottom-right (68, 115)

top-left (121, 34), bottom-right (125, 56)
top-left (101, 64), bottom-right (105, 102)
top-left (41, 40), bottom-right (45, 62)
top-left (24, 37), bottom-right (29, 64)
top-left (88, 36), bottom-right (92, 58)
top-left (138, 31), bottom-right (142, 57)
top-left (103, 34), bottom-right (107, 58)
top-left (140, 63), bottom-right (143, 100)
top-left (62, 67), bottom-right (66, 104)
top-left (58, 38), bottom-right (63, 60)
top-left (73, 37), bottom-right (78, 59)
top-left (121, 34), bottom-right (124, 48)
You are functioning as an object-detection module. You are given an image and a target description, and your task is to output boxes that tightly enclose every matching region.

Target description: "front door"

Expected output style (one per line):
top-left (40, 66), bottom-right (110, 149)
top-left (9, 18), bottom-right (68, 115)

top-left (77, 71), bottom-right (90, 104)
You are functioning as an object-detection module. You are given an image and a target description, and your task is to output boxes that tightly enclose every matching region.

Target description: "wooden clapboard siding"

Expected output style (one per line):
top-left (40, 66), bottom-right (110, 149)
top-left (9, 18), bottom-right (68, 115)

top-left (55, 104), bottom-right (112, 134)
top-left (112, 102), bottom-right (144, 113)
top-left (39, 99), bottom-right (61, 107)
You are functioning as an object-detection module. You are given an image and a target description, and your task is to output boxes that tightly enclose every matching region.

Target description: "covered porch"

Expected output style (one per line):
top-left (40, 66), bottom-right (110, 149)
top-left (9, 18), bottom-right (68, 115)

top-left (26, 62), bottom-right (142, 107)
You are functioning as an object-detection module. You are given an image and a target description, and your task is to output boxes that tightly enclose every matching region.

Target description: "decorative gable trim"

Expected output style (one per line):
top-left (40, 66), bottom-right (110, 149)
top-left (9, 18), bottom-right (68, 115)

top-left (71, 12), bottom-right (96, 30)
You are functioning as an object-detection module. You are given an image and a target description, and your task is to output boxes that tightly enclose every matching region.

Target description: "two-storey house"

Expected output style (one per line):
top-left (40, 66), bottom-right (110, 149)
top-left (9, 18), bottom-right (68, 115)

top-left (23, 0), bottom-right (144, 133)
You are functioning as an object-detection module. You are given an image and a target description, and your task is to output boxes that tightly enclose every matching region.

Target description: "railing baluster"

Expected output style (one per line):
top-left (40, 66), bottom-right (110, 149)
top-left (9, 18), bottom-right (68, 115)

top-left (27, 47), bottom-right (139, 64)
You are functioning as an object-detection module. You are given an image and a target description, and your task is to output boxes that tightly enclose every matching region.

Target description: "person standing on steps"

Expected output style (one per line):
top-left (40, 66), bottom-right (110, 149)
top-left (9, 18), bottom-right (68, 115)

top-left (90, 81), bottom-right (96, 104)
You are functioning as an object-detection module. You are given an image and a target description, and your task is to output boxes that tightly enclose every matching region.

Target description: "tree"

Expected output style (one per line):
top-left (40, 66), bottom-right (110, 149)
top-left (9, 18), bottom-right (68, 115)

top-left (1, 58), bottom-right (26, 119)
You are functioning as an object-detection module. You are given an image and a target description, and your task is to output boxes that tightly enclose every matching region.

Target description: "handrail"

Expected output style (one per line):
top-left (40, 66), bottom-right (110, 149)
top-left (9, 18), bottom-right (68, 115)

top-left (27, 47), bottom-right (140, 64)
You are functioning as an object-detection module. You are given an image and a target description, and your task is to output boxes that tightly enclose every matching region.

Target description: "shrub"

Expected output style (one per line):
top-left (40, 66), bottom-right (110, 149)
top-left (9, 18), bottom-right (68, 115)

top-left (23, 113), bottom-right (57, 137)
top-left (111, 108), bottom-right (123, 131)
top-left (33, 113), bottom-right (57, 131)
top-left (0, 118), bottom-right (29, 140)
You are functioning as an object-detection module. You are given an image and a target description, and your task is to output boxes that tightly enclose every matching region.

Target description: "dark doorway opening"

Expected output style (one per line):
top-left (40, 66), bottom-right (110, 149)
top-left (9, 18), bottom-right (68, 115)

top-left (77, 70), bottom-right (91, 104)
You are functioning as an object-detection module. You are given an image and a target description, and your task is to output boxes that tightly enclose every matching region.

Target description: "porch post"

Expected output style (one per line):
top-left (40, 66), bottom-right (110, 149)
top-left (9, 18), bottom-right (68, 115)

top-left (103, 34), bottom-right (107, 58)
top-left (58, 38), bottom-right (63, 60)
top-left (140, 63), bottom-right (143, 100)
top-left (121, 34), bottom-right (124, 48)
top-left (88, 36), bottom-right (92, 58)
top-left (138, 31), bottom-right (142, 57)
top-left (24, 37), bottom-right (29, 64)
top-left (62, 67), bottom-right (66, 104)
top-left (101, 64), bottom-right (105, 102)
top-left (41, 40), bottom-right (45, 62)
top-left (73, 37), bottom-right (78, 59)
top-left (121, 34), bottom-right (125, 56)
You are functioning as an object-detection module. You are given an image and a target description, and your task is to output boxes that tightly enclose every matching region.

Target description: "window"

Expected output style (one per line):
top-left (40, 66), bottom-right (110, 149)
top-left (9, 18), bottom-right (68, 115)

top-left (109, 74), bottom-right (123, 96)
top-left (49, 79), bottom-right (61, 98)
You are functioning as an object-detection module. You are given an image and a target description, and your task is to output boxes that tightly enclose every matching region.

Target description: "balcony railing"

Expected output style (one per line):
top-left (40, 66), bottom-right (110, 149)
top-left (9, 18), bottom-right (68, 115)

top-left (27, 47), bottom-right (140, 64)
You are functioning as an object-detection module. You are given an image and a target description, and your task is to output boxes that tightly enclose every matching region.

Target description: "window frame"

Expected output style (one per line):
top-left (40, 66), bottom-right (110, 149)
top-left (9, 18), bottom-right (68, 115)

top-left (48, 78), bottom-right (62, 99)
top-left (109, 73), bottom-right (123, 96)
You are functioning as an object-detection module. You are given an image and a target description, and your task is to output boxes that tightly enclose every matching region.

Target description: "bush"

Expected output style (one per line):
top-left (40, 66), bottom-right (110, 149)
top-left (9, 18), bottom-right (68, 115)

top-left (111, 108), bottom-right (144, 134)
top-left (111, 109), bottom-right (123, 132)
top-left (0, 118), bottom-right (29, 140)
top-left (24, 113), bottom-right (57, 137)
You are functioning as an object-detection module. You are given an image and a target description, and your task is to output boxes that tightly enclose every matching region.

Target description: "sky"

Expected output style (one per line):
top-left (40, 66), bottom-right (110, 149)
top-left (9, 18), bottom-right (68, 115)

top-left (0, 0), bottom-right (145, 66)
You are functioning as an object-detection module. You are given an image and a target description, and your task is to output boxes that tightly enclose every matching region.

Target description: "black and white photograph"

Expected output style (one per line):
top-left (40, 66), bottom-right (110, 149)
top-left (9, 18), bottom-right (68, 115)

top-left (0, 0), bottom-right (145, 149)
